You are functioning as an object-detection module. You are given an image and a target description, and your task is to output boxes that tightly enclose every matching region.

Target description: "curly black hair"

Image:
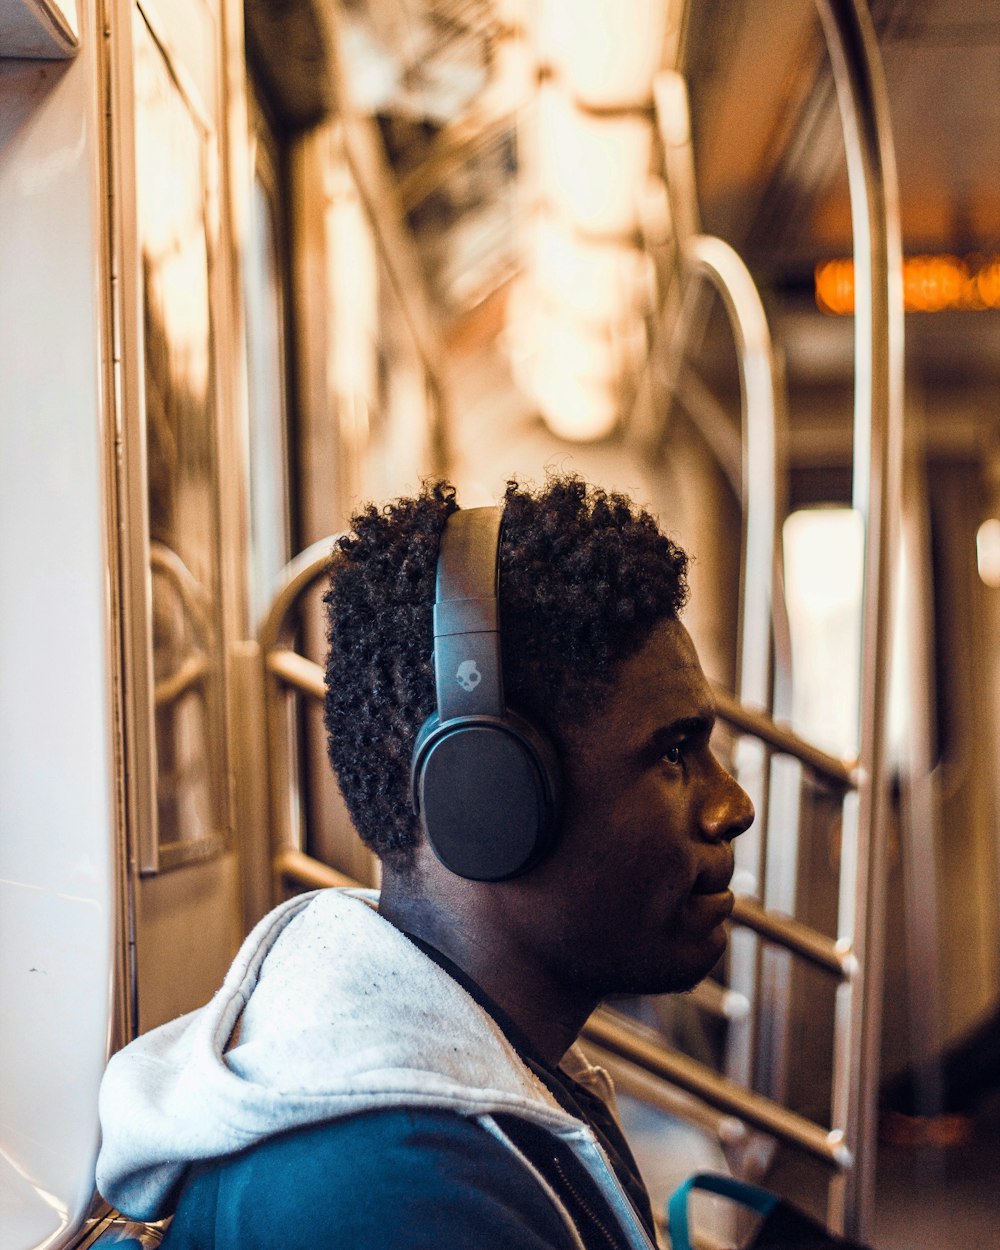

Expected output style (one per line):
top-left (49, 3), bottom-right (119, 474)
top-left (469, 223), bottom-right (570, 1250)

top-left (323, 474), bottom-right (689, 866)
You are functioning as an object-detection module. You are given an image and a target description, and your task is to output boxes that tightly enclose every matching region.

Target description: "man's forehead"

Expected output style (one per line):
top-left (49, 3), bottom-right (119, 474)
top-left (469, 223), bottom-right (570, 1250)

top-left (596, 619), bottom-right (715, 728)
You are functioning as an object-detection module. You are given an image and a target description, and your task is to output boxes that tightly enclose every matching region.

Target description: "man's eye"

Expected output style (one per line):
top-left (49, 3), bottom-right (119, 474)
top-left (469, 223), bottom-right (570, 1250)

top-left (663, 744), bottom-right (683, 765)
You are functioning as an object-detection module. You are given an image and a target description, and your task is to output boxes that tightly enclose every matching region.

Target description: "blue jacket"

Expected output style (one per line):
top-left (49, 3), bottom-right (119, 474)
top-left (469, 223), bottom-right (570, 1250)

top-left (97, 890), bottom-right (659, 1248)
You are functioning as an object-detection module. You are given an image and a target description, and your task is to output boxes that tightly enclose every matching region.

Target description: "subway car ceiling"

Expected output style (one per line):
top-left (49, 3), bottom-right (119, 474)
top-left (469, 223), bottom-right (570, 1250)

top-left (245, 0), bottom-right (1000, 411)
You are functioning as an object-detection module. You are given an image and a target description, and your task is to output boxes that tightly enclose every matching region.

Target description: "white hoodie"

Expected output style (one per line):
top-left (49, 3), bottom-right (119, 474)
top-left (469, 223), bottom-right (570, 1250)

top-left (96, 888), bottom-right (656, 1248)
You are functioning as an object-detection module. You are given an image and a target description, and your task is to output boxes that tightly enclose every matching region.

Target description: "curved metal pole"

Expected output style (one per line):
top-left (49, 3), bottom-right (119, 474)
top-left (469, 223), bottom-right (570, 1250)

top-left (680, 236), bottom-right (788, 1121)
top-left (685, 235), bottom-right (779, 716)
top-left (258, 537), bottom-right (340, 886)
top-left (813, 0), bottom-right (904, 1239)
top-left (258, 535), bottom-right (339, 654)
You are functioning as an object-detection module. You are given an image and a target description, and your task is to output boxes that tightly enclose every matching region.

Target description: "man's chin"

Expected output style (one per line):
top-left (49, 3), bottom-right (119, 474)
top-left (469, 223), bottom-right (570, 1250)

top-left (602, 963), bottom-right (720, 1002)
top-left (615, 935), bottom-right (730, 999)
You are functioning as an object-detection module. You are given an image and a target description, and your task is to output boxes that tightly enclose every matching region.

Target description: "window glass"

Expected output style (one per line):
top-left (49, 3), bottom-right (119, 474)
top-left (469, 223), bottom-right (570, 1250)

top-left (782, 507), bottom-right (864, 757)
top-left (245, 168), bottom-right (291, 624)
top-left (133, 8), bottom-right (228, 860)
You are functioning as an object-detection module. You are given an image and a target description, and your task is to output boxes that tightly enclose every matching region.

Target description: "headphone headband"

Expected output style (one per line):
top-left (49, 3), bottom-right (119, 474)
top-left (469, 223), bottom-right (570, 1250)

top-left (432, 508), bottom-right (504, 722)
top-left (409, 505), bottom-right (562, 880)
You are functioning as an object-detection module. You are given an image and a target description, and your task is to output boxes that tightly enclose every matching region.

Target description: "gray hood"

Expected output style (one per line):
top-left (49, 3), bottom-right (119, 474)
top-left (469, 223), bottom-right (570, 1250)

top-left (96, 889), bottom-right (608, 1222)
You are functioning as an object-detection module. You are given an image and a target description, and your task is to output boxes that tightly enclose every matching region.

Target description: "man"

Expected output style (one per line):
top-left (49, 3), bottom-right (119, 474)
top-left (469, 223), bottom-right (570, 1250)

top-left (97, 475), bottom-right (753, 1248)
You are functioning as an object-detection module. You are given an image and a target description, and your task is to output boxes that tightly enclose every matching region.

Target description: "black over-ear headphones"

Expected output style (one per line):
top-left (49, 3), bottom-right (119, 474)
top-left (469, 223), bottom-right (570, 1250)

top-left (409, 507), bottom-right (562, 880)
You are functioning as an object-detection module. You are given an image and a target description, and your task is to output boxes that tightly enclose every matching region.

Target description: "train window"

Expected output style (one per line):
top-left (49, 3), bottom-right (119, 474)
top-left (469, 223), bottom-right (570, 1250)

top-left (244, 120), bottom-right (292, 625)
top-left (130, 6), bottom-right (229, 869)
top-left (977, 517), bottom-right (1000, 588)
top-left (784, 505), bottom-right (914, 770)
top-left (782, 506), bottom-right (864, 758)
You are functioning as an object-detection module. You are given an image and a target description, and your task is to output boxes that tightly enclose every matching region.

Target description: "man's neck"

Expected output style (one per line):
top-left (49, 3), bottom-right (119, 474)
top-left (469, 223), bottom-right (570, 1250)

top-left (378, 869), bottom-right (596, 1070)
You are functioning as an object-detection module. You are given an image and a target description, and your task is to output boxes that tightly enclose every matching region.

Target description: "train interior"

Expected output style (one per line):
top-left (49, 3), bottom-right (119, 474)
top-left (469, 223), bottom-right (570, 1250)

top-left (2, 0), bottom-right (999, 1247)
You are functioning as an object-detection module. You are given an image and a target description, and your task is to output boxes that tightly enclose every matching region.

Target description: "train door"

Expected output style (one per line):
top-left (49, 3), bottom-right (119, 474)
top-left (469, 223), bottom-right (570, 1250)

top-left (109, 0), bottom-right (250, 1030)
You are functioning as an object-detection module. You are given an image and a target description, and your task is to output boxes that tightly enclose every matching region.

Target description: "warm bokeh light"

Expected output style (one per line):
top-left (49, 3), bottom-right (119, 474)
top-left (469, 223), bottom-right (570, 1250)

top-left (815, 254), bottom-right (1000, 315)
top-left (783, 507), bottom-right (864, 756)
top-left (977, 518), bottom-right (1000, 588)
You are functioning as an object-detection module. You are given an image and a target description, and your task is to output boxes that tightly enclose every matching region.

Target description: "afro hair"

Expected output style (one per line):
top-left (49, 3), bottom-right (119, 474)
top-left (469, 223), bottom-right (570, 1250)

top-left (323, 474), bottom-right (688, 867)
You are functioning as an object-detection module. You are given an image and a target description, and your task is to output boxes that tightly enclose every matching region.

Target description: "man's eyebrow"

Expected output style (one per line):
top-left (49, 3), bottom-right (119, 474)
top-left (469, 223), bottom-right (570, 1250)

top-left (655, 713), bottom-right (716, 743)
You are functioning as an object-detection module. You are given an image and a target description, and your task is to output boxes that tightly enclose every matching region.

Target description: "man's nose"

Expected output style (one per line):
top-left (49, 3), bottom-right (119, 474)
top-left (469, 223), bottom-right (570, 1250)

top-left (700, 759), bottom-right (755, 843)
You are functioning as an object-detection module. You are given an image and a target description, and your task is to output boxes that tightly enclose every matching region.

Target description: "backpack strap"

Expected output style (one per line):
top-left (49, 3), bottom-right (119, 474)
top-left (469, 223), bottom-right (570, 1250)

top-left (667, 1172), bottom-right (779, 1250)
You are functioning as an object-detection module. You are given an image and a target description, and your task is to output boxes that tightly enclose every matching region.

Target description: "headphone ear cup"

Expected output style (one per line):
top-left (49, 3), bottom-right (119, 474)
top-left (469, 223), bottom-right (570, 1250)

top-left (411, 713), bottom-right (561, 881)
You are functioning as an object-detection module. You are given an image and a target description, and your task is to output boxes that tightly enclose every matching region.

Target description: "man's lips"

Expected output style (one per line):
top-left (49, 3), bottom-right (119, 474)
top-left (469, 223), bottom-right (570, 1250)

top-left (691, 852), bottom-right (735, 897)
top-left (687, 885), bottom-right (736, 926)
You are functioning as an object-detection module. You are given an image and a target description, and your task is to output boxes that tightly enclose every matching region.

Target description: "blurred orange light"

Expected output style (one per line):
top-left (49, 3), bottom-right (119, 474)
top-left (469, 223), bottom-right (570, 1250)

top-left (815, 254), bottom-right (1000, 315)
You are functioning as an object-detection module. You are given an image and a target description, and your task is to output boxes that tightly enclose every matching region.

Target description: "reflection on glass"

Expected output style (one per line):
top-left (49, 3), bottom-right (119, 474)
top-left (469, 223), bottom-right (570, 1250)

top-left (245, 171), bottom-right (291, 624)
top-left (134, 11), bottom-right (227, 856)
top-left (327, 152), bottom-right (378, 477)
top-left (373, 249), bottom-right (430, 494)
top-left (324, 142), bottom-right (432, 499)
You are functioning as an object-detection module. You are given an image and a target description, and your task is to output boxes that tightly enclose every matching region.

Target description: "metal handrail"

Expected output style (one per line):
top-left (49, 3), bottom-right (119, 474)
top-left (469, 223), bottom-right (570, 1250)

top-left (581, 1041), bottom-right (750, 1149)
top-left (731, 897), bottom-right (857, 979)
top-left (813, 2), bottom-right (904, 1237)
top-left (257, 536), bottom-right (340, 888)
top-left (682, 235), bottom-right (780, 718)
top-left (586, 1010), bottom-right (852, 1169)
top-left (267, 648), bottom-right (326, 700)
top-left (148, 543), bottom-right (215, 708)
top-left (712, 686), bottom-right (857, 790)
top-left (257, 536), bottom-right (338, 654)
top-left (153, 652), bottom-right (209, 707)
top-left (275, 847), bottom-right (357, 891)
top-left (149, 541), bottom-right (212, 640)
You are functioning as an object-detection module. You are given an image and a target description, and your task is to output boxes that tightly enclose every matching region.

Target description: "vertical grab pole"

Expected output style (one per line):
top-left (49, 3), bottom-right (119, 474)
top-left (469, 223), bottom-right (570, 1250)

top-left (679, 237), bottom-right (783, 1121)
top-left (813, 0), bottom-right (904, 1239)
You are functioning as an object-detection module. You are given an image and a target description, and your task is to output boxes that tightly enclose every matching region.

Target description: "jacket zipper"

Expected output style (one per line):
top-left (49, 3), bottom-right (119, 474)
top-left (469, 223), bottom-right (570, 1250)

top-left (551, 1155), bottom-right (633, 1250)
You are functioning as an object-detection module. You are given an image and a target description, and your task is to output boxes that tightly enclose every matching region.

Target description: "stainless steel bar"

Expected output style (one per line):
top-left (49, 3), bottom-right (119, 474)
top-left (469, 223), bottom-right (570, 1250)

top-left (684, 234), bottom-right (778, 717)
top-left (581, 1041), bottom-right (749, 1149)
top-left (257, 537), bottom-right (338, 655)
top-left (149, 541), bottom-right (211, 637)
top-left (712, 685), bottom-right (857, 789)
top-left (230, 641), bottom-right (276, 932)
top-left (275, 848), bottom-right (360, 892)
top-left (680, 232), bottom-right (783, 1108)
top-left (258, 539), bottom-right (342, 893)
top-left (153, 653), bottom-right (208, 707)
top-left (654, 71), bottom-right (701, 247)
top-left (732, 897), bottom-right (857, 979)
top-left (687, 977), bottom-right (750, 1022)
top-left (585, 1010), bottom-right (852, 1170)
top-left (267, 649), bottom-right (326, 701)
top-left (813, 0), bottom-right (904, 1237)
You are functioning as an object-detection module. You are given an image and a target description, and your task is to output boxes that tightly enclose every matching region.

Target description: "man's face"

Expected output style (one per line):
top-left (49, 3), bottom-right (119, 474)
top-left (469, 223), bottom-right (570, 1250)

top-left (513, 617), bottom-right (754, 1001)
